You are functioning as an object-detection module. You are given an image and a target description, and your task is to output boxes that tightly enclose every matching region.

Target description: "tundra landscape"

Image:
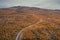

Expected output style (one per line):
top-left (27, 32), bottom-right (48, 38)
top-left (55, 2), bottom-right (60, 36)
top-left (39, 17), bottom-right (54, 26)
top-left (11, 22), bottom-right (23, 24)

top-left (0, 6), bottom-right (60, 40)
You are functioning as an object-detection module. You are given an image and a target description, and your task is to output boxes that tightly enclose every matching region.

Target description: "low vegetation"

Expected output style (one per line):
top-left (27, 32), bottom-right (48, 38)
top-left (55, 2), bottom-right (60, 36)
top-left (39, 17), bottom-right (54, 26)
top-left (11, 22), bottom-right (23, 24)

top-left (0, 6), bottom-right (60, 40)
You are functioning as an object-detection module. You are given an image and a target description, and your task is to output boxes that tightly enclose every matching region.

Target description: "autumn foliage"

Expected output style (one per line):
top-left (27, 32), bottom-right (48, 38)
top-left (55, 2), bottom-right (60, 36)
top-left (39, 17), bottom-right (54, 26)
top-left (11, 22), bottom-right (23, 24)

top-left (0, 6), bottom-right (60, 40)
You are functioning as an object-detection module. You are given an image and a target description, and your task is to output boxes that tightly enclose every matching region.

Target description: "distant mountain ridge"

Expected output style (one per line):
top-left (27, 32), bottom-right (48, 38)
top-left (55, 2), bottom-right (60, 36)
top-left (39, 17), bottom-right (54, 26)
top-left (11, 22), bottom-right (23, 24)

top-left (0, 6), bottom-right (60, 10)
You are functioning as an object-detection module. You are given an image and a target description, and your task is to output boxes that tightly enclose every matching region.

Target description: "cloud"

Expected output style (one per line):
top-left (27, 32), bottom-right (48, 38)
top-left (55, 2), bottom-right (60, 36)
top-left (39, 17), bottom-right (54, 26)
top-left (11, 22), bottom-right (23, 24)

top-left (0, 0), bottom-right (60, 9)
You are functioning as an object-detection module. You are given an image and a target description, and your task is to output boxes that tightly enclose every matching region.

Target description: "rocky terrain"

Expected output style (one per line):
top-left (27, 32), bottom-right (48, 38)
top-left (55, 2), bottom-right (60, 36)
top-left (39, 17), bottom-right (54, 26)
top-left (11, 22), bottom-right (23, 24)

top-left (0, 6), bottom-right (60, 40)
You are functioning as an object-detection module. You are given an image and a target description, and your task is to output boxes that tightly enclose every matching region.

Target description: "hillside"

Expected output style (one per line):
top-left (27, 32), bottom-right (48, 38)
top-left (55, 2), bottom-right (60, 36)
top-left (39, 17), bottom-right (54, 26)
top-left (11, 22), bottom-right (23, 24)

top-left (0, 6), bottom-right (60, 40)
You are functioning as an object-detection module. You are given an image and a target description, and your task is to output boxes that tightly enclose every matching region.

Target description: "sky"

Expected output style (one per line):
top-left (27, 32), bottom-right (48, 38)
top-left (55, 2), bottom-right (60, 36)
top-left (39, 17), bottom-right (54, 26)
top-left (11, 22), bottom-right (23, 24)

top-left (0, 0), bottom-right (60, 9)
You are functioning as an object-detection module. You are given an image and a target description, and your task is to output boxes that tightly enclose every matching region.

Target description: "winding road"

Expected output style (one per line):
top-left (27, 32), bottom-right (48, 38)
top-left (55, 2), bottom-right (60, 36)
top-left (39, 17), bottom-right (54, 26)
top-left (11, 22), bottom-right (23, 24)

top-left (15, 19), bottom-right (42, 40)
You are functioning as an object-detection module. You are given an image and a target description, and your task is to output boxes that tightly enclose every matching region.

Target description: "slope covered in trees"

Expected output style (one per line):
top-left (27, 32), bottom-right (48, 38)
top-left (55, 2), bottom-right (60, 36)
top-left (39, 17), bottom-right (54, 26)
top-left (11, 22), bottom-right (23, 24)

top-left (0, 6), bottom-right (60, 40)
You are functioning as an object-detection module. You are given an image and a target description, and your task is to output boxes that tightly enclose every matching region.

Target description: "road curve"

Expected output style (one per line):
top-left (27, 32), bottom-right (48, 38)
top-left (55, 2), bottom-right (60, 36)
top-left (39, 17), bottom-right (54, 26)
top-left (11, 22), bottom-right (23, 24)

top-left (15, 19), bottom-right (41, 40)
